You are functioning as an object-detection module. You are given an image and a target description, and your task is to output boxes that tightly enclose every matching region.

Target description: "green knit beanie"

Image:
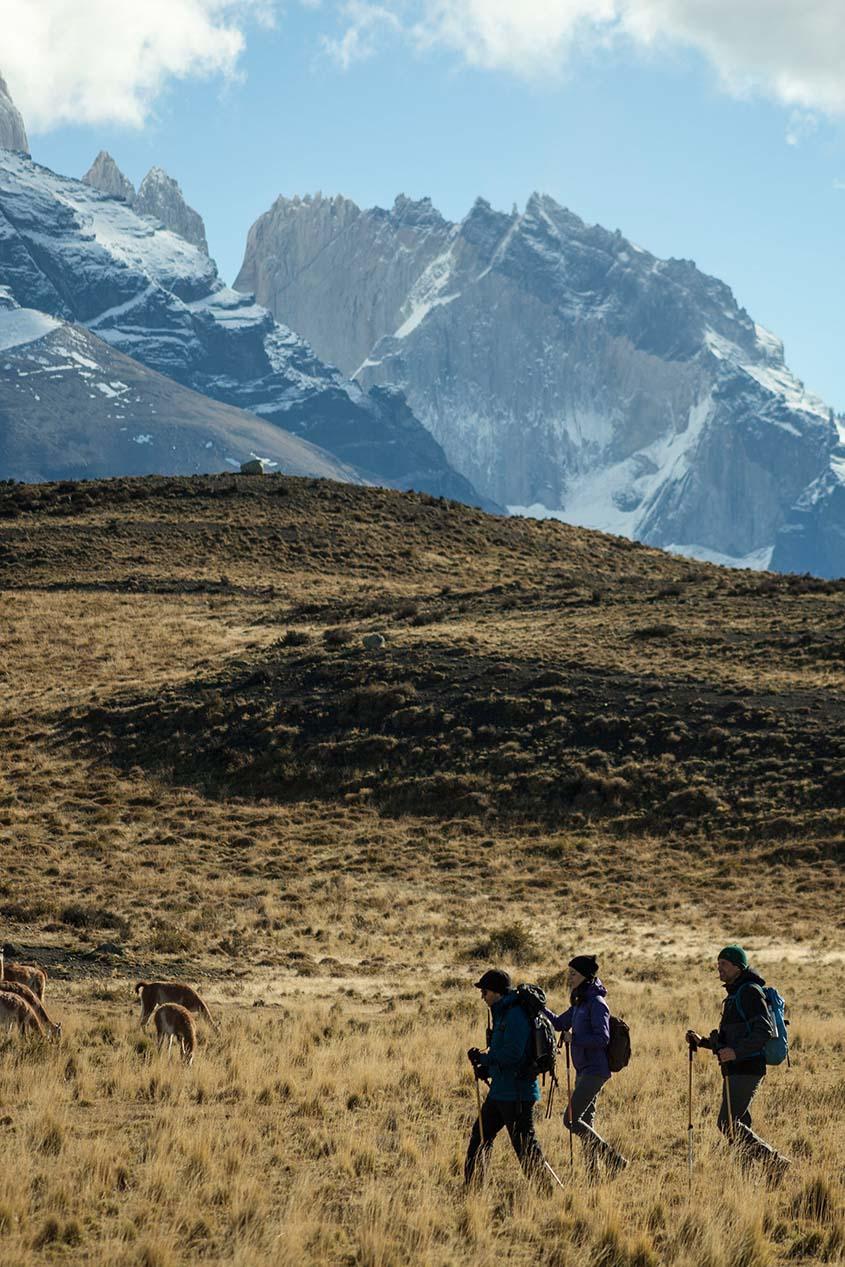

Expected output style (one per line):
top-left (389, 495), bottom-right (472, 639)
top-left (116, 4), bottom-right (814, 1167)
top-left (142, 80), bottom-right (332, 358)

top-left (717, 944), bottom-right (748, 969)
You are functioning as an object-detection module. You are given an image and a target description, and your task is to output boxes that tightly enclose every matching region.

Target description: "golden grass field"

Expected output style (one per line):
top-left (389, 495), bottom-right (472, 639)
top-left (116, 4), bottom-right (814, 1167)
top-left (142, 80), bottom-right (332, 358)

top-left (0, 473), bottom-right (842, 1265)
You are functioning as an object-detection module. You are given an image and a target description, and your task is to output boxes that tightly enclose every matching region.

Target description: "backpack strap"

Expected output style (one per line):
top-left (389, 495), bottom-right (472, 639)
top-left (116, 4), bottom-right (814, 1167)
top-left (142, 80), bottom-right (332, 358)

top-left (734, 982), bottom-right (767, 1027)
top-left (733, 983), bottom-right (770, 1054)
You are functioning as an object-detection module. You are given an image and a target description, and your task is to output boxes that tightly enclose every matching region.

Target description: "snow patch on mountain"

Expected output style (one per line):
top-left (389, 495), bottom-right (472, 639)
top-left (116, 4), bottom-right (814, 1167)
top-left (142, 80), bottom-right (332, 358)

top-left (0, 303), bottom-right (61, 352)
top-left (394, 240), bottom-right (461, 338)
top-left (510, 393), bottom-right (714, 540)
top-left (666, 542), bottom-right (774, 571)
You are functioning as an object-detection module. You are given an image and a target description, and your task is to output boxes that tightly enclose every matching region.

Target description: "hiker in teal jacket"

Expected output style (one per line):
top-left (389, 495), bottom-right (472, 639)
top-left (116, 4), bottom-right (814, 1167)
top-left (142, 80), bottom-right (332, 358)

top-left (465, 969), bottom-right (549, 1188)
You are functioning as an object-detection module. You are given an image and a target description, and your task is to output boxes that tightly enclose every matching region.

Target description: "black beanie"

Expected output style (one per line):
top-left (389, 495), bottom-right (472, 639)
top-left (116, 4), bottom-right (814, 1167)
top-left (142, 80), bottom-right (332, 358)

top-left (568, 954), bottom-right (598, 979)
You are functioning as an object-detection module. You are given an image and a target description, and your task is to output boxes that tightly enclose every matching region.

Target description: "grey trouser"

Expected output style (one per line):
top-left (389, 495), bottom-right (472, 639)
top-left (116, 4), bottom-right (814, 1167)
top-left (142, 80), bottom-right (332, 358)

top-left (717, 1074), bottom-right (778, 1161)
top-left (563, 1071), bottom-right (622, 1167)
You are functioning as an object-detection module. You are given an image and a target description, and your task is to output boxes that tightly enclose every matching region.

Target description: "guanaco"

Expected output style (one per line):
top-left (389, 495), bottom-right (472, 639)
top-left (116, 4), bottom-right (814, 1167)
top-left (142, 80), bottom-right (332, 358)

top-left (0, 952), bottom-right (47, 999)
top-left (135, 981), bottom-right (215, 1029)
top-left (0, 981), bottom-right (62, 1040)
top-left (153, 1003), bottom-right (196, 1065)
top-left (0, 991), bottom-right (46, 1037)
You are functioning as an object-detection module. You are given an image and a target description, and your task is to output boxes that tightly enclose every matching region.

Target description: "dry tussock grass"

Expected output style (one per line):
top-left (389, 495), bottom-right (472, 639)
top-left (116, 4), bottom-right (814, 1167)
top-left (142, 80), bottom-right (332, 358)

top-left (0, 972), bottom-right (841, 1266)
top-left (0, 474), bottom-right (842, 1263)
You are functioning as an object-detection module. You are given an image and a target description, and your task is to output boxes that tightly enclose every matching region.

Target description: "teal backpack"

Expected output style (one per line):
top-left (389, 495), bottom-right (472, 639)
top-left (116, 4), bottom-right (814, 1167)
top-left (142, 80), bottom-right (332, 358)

top-left (735, 984), bottom-right (789, 1066)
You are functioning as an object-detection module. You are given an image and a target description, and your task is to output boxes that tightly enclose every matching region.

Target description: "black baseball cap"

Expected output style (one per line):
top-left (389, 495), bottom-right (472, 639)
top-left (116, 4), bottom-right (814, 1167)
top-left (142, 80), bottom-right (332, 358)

top-left (474, 969), bottom-right (512, 994)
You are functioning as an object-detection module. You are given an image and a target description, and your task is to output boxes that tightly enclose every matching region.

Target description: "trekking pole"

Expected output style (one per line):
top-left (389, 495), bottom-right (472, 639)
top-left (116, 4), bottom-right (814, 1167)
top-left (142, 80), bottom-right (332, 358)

top-left (723, 1067), bottom-right (734, 1143)
top-left (564, 1041), bottom-right (574, 1170)
top-left (687, 1041), bottom-right (695, 1191)
top-left (474, 1072), bottom-right (485, 1148)
top-left (543, 1158), bottom-right (566, 1191)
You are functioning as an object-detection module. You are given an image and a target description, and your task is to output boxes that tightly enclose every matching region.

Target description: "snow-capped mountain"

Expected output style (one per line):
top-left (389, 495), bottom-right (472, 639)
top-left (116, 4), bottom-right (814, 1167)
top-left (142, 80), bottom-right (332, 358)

top-left (0, 149), bottom-right (490, 507)
top-left (237, 191), bottom-right (842, 576)
top-left (83, 152), bottom-right (209, 254)
top-left (0, 286), bottom-right (362, 483)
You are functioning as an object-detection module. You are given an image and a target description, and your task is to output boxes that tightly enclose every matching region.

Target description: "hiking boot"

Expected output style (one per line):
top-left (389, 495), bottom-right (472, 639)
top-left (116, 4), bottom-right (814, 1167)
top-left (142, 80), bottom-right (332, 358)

top-left (605, 1152), bottom-right (629, 1180)
top-left (581, 1142), bottom-right (601, 1184)
top-left (764, 1154), bottom-right (791, 1188)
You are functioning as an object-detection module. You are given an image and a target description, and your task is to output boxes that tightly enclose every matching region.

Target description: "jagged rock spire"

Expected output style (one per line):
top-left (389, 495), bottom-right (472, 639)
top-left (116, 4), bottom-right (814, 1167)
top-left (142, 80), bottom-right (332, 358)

top-left (83, 151), bottom-right (135, 202)
top-left (135, 167), bottom-right (208, 254)
top-left (0, 73), bottom-right (28, 154)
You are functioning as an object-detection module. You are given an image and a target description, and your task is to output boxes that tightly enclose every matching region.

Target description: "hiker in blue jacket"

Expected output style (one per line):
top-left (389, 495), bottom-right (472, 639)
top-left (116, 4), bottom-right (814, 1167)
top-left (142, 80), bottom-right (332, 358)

top-left (686, 944), bottom-right (790, 1182)
top-left (546, 954), bottom-right (628, 1180)
top-left (465, 969), bottom-right (551, 1188)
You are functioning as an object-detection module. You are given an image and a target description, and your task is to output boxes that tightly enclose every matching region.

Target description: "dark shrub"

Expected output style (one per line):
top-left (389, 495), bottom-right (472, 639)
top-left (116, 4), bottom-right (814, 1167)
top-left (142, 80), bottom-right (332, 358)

top-left (631, 624), bottom-right (677, 640)
top-left (464, 921), bottom-right (537, 965)
top-left (324, 627), bottom-right (353, 646)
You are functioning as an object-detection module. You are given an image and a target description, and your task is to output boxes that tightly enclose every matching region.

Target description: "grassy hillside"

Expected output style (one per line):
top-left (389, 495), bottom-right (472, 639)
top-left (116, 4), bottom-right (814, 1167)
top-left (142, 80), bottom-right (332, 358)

top-left (0, 473), bottom-right (842, 1265)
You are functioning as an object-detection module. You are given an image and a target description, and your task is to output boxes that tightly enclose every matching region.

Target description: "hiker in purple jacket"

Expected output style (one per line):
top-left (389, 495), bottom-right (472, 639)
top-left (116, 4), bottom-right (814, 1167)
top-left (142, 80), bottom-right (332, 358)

top-left (546, 954), bottom-right (628, 1180)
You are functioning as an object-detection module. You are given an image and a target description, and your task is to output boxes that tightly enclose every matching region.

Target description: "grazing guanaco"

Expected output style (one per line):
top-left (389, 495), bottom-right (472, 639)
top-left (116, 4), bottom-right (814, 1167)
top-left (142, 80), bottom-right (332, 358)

top-left (0, 991), bottom-right (46, 1037)
top-left (0, 981), bottom-right (62, 1040)
top-left (153, 1003), bottom-right (196, 1065)
top-left (135, 981), bottom-right (215, 1029)
top-left (0, 952), bottom-right (47, 999)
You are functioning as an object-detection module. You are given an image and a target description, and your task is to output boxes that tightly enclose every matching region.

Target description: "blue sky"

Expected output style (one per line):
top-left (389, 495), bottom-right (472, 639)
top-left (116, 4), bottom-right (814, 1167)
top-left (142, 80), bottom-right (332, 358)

top-left (16, 1), bottom-right (845, 411)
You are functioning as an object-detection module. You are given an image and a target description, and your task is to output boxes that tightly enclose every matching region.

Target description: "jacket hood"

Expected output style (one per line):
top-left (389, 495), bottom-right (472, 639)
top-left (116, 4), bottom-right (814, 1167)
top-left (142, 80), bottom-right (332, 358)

top-left (584, 978), bottom-right (607, 999)
top-left (726, 968), bottom-right (765, 993)
top-left (492, 989), bottom-right (518, 1013)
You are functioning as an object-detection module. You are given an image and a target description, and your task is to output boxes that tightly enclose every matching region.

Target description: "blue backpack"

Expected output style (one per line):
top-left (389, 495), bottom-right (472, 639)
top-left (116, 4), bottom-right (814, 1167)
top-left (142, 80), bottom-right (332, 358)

top-left (735, 984), bottom-right (789, 1066)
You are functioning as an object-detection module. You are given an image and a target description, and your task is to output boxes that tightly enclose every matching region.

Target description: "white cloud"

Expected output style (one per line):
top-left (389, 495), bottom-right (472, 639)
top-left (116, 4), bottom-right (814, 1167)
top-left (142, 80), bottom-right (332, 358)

top-left (330, 0), bottom-right (845, 115)
top-left (322, 2), bottom-right (402, 67)
top-left (619, 0), bottom-right (845, 114)
top-left (0, 0), bottom-right (275, 132)
top-left (785, 110), bottom-right (819, 147)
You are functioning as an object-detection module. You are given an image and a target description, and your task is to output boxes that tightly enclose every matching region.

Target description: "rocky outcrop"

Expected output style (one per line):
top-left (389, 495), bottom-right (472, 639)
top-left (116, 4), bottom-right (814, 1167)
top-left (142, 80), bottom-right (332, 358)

top-left (0, 74), bottom-right (28, 154)
top-left (237, 189), bottom-right (841, 574)
top-left (133, 167), bottom-right (208, 254)
top-left (236, 193), bottom-right (451, 376)
top-left (82, 151), bottom-right (135, 202)
top-left (0, 151), bottom-right (492, 509)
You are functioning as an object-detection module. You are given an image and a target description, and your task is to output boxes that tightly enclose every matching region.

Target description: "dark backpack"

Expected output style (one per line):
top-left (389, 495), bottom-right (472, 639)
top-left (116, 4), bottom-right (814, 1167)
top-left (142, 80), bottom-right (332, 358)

top-left (513, 984), bottom-right (558, 1084)
top-left (607, 1014), bottom-right (631, 1072)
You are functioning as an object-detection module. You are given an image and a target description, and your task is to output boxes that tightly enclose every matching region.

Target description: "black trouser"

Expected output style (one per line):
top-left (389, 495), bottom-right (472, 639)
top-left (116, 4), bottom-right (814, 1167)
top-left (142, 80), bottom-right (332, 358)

top-left (717, 1074), bottom-right (779, 1163)
top-left (464, 1095), bottom-right (547, 1186)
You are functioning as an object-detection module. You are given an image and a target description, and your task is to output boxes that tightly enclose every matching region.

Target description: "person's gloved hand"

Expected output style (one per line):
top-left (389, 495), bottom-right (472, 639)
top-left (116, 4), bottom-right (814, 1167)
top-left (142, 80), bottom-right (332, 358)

top-left (467, 1047), bottom-right (484, 1070)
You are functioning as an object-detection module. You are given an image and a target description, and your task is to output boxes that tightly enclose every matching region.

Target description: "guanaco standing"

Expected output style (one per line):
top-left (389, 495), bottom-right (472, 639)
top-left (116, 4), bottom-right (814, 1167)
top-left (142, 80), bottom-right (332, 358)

top-left (0, 952), bottom-right (47, 999)
top-left (135, 981), bottom-right (215, 1029)
top-left (153, 1003), bottom-right (196, 1065)
top-left (0, 991), bottom-right (46, 1037)
top-left (0, 980), bottom-right (61, 1040)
